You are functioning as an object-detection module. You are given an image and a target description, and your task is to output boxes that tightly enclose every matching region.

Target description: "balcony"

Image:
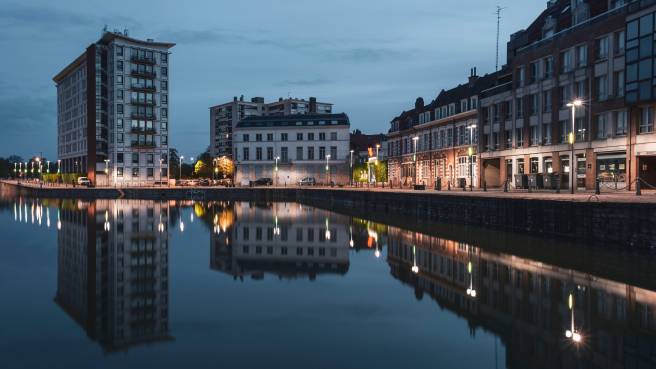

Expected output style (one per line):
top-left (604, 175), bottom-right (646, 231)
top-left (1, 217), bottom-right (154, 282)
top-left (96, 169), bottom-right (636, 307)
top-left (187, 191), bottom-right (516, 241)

top-left (130, 55), bottom-right (156, 65)
top-left (130, 70), bottom-right (157, 79)
top-left (130, 84), bottom-right (156, 92)
top-left (130, 127), bottom-right (157, 134)
top-left (131, 99), bottom-right (156, 106)
top-left (131, 113), bottom-right (156, 120)
top-left (131, 142), bottom-right (157, 149)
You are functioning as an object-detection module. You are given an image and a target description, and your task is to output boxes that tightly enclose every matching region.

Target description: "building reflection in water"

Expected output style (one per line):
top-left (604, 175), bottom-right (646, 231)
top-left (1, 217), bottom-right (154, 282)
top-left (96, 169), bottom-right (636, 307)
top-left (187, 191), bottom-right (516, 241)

top-left (208, 202), bottom-right (353, 281)
top-left (386, 225), bottom-right (656, 368)
top-left (52, 199), bottom-right (173, 352)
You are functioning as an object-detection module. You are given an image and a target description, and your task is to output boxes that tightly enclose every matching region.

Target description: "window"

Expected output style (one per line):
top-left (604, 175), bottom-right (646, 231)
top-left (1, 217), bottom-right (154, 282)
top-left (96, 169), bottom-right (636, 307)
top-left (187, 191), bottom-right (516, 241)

top-left (161, 108), bottom-right (168, 118)
top-left (256, 147), bottom-right (263, 160)
top-left (132, 153), bottom-right (139, 164)
top-left (308, 133), bottom-right (315, 141)
top-left (330, 132), bottom-right (337, 140)
top-left (117, 104), bottom-right (124, 115)
top-left (161, 80), bottom-right (168, 90)
top-left (319, 132), bottom-right (326, 141)
top-left (308, 147), bottom-right (315, 160)
top-left (117, 89), bottom-right (124, 100)
top-left (560, 85), bottom-right (572, 108)
top-left (543, 90), bottom-right (552, 113)
top-left (117, 153), bottom-right (124, 164)
top-left (596, 37), bottom-right (609, 60)
top-left (615, 30), bottom-right (625, 55)
top-left (162, 94), bottom-right (168, 104)
top-left (243, 134), bottom-right (250, 142)
top-left (543, 123), bottom-right (552, 145)
top-left (615, 71), bottom-right (625, 97)
top-left (575, 118), bottom-right (586, 141)
top-left (117, 118), bottom-right (124, 129)
top-left (256, 134), bottom-right (262, 142)
top-left (281, 147), bottom-right (288, 161)
top-left (596, 114), bottom-right (608, 139)
top-left (596, 76), bottom-right (608, 101)
top-left (544, 56), bottom-right (553, 78)
top-left (117, 75), bottom-right (124, 85)
top-left (147, 168), bottom-right (154, 178)
top-left (330, 146), bottom-right (337, 160)
top-left (560, 120), bottom-right (570, 144)
top-left (517, 66), bottom-right (526, 87)
top-left (530, 61), bottom-right (539, 83)
top-left (577, 45), bottom-right (587, 68)
top-left (243, 147), bottom-right (249, 160)
top-left (530, 94), bottom-right (539, 115)
top-left (117, 46), bottom-right (123, 56)
top-left (516, 97), bottom-right (524, 118)
top-left (161, 67), bottom-right (168, 76)
top-left (515, 128), bottom-right (523, 147)
top-left (267, 133), bottom-right (273, 141)
top-left (132, 168), bottom-right (139, 177)
top-left (297, 133), bottom-right (303, 140)
top-left (117, 167), bottom-right (124, 177)
top-left (281, 133), bottom-right (288, 141)
top-left (640, 107), bottom-right (654, 133)
top-left (615, 111), bottom-right (627, 136)
top-left (117, 133), bottom-right (124, 144)
top-left (147, 154), bottom-right (154, 164)
top-left (296, 146), bottom-right (303, 160)
top-left (266, 147), bottom-right (273, 160)
top-left (161, 52), bottom-right (168, 63)
top-left (162, 135), bottom-right (168, 145)
top-left (561, 49), bottom-right (573, 73)
top-left (319, 146), bottom-right (326, 160)
top-left (529, 126), bottom-right (539, 146)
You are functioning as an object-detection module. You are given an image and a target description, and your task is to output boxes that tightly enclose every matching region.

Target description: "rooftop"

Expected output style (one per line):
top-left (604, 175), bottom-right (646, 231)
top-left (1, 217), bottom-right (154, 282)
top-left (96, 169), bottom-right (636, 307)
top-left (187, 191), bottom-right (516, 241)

top-left (236, 113), bottom-right (349, 129)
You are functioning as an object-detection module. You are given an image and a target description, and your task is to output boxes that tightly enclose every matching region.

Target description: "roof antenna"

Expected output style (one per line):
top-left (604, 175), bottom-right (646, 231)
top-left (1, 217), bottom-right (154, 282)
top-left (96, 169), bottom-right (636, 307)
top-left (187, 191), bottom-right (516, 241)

top-left (495, 5), bottom-right (507, 71)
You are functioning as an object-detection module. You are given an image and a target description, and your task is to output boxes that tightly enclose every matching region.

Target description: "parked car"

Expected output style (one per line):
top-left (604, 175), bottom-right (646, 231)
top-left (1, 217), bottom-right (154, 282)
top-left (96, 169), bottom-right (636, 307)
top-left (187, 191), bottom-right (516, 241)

top-left (299, 177), bottom-right (316, 186)
top-left (77, 177), bottom-right (92, 187)
top-left (214, 178), bottom-right (234, 187)
top-left (186, 179), bottom-right (199, 186)
top-left (251, 177), bottom-right (273, 186)
top-left (198, 178), bottom-right (210, 186)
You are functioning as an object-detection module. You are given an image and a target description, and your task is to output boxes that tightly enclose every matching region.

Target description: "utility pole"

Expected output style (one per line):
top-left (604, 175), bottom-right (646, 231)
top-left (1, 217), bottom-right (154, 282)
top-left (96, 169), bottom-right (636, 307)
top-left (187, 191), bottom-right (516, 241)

top-left (496, 5), bottom-right (506, 72)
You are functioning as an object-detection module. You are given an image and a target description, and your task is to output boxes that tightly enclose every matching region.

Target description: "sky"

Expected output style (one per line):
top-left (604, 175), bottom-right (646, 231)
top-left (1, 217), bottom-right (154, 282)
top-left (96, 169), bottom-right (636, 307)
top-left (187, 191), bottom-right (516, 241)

top-left (0, 0), bottom-right (545, 160)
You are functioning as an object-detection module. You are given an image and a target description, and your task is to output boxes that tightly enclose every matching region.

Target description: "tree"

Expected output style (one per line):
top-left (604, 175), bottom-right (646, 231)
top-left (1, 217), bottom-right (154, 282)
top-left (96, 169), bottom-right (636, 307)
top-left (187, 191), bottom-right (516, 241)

top-left (194, 160), bottom-right (211, 178)
top-left (169, 148), bottom-right (180, 179)
top-left (215, 156), bottom-right (234, 178)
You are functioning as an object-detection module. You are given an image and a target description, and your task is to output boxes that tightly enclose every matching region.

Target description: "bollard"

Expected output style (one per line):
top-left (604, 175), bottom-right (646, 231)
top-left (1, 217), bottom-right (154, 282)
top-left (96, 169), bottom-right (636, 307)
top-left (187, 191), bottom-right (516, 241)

top-left (595, 178), bottom-right (600, 195)
top-left (637, 177), bottom-right (642, 196)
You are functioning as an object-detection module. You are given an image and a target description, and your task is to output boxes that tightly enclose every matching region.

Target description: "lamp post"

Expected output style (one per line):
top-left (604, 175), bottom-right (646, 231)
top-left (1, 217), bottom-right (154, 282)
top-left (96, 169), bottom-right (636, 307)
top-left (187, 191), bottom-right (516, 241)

top-left (274, 156), bottom-right (280, 186)
top-left (57, 159), bottom-right (61, 175)
top-left (179, 155), bottom-right (184, 180)
top-left (566, 99), bottom-right (583, 194)
top-left (412, 136), bottom-right (419, 186)
top-left (468, 124), bottom-right (477, 191)
top-left (325, 154), bottom-right (331, 185)
top-left (349, 150), bottom-right (354, 186)
top-left (565, 292), bottom-right (582, 343)
top-left (14, 162), bottom-right (17, 178)
top-left (104, 159), bottom-right (110, 187)
top-left (47, 161), bottom-right (50, 174)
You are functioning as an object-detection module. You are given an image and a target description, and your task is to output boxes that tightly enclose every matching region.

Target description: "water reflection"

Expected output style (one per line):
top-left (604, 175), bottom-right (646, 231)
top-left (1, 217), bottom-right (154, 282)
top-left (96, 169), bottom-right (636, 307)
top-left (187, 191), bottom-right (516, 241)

top-left (3, 197), bottom-right (656, 368)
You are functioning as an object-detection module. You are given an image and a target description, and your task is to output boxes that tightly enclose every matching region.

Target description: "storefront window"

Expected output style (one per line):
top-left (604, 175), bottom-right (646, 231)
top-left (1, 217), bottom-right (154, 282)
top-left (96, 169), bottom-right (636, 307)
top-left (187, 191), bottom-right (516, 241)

top-left (517, 158), bottom-right (525, 174)
top-left (530, 157), bottom-right (539, 173)
top-left (597, 154), bottom-right (626, 182)
top-left (544, 158), bottom-right (553, 173)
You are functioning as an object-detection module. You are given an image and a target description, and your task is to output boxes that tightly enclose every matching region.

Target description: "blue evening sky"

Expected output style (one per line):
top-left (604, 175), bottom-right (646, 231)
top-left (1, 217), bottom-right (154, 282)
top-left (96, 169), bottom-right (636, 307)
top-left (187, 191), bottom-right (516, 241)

top-left (0, 0), bottom-right (545, 160)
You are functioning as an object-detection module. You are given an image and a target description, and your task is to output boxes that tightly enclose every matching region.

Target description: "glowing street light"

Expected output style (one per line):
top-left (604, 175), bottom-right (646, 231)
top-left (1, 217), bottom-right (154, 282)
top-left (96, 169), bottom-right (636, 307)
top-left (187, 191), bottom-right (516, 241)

top-left (104, 159), bottom-right (110, 187)
top-left (466, 261), bottom-right (477, 298)
top-left (565, 292), bottom-right (582, 343)
top-left (57, 159), bottom-right (61, 175)
top-left (411, 245), bottom-right (419, 274)
top-left (566, 99), bottom-right (583, 194)
top-left (179, 155), bottom-right (184, 180)
top-left (46, 161), bottom-right (50, 174)
top-left (325, 154), bottom-right (331, 185)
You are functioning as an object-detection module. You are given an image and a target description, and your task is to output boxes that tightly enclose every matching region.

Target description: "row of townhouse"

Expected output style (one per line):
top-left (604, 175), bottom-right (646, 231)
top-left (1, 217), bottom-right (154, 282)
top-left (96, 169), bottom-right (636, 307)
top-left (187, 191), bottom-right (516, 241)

top-left (389, 0), bottom-right (656, 190)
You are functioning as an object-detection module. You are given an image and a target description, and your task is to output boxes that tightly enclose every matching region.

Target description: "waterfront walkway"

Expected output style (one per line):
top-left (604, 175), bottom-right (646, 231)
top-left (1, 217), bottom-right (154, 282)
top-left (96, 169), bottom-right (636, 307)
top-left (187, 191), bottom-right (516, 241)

top-left (3, 180), bottom-right (656, 203)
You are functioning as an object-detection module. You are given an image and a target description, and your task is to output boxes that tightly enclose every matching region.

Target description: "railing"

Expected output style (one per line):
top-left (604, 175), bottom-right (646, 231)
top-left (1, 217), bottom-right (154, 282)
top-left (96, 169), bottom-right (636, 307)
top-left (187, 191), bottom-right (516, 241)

top-left (130, 113), bottom-right (156, 120)
top-left (130, 84), bottom-right (156, 92)
top-left (130, 70), bottom-right (157, 79)
top-left (130, 55), bottom-right (156, 64)
top-left (131, 143), bottom-right (157, 149)
top-left (130, 127), bottom-right (157, 134)
top-left (130, 99), bottom-right (156, 106)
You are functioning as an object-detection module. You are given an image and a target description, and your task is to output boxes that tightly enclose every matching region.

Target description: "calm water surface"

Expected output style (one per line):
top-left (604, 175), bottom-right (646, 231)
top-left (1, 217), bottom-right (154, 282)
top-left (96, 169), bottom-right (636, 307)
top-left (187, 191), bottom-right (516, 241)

top-left (1, 195), bottom-right (655, 369)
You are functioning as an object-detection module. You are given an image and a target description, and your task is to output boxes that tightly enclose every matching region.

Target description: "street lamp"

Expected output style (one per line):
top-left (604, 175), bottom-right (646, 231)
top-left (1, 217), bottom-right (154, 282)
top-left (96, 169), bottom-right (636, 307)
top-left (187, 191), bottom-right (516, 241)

top-left (104, 159), bottom-right (110, 187)
top-left (46, 161), bottom-right (50, 174)
top-left (57, 159), bottom-right (61, 175)
top-left (349, 150), bottom-right (354, 186)
top-left (325, 154), bottom-right (331, 185)
top-left (565, 292), bottom-right (582, 343)
top-left (412, 136), bottom-right (419, 186)
top-left (467, 124), bottom-right (477, 191)
top-left (566, 99), bottom-right (583, 194)
top-left (411, 245), bottom-right (419, 274)
top-left (466, 261), bottom-right (477, 298)
top-left (179, 155), bottom-right (184, 180)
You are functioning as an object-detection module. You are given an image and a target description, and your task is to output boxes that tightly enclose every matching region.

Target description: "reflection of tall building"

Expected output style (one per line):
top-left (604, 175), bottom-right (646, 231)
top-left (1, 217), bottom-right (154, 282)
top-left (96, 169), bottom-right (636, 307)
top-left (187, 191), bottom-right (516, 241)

top-left (386, 225), bottom-right (656, 368)
top-left (210, 202), bottom-right (350, 280)
top-left (54, 200), bottom-right (172, 352)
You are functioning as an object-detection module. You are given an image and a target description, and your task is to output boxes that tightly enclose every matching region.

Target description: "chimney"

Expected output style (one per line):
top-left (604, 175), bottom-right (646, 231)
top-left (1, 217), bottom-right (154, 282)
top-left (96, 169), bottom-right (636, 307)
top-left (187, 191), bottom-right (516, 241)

top-left (239, 95), bottom-right (244, 102)
top-left (309, 97), bottom-right (317, 113)
top-left (233, 96), bottom-right (238, 102)
top-left (468, 67), bottom-right (479, 86)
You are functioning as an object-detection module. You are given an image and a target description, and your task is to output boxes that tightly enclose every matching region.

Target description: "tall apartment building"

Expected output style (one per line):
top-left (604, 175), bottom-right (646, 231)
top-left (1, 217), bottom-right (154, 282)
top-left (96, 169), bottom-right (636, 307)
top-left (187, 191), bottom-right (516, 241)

top-left (53, 31), bottom-right (174, 185)
top-left (209, 96), bottom-right (333, 158)
top-left (54, 200), bottom-right (172, 352)
top-left (387, 69), bottom-right (496, 189)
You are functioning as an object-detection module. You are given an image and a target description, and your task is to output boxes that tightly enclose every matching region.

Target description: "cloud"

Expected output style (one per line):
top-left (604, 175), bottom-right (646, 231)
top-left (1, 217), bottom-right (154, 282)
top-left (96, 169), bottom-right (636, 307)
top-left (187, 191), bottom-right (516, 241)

top-left (157, 29), bottom-right (229, 45)
top-left (336, 47), bottom-right (404, 62)
top-left (0, 95), bottom-right (54, 133)
top-left (275, 78), bottom-right (334, 87)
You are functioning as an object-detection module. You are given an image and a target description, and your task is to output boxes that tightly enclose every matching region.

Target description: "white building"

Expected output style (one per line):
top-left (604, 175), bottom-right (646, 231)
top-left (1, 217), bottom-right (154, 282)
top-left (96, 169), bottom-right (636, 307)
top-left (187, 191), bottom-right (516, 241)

top-left (53, 30), bottom-right (174, 186)
top-left (209, 96), bottom-right (333, 159)
top-left (233, 113), bottom-right (351, 185)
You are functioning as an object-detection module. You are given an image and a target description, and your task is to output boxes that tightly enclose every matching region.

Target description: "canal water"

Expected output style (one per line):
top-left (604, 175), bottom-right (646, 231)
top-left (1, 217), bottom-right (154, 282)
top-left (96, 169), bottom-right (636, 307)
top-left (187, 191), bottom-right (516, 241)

top-left (1, 196), bottom-right (655, 369)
